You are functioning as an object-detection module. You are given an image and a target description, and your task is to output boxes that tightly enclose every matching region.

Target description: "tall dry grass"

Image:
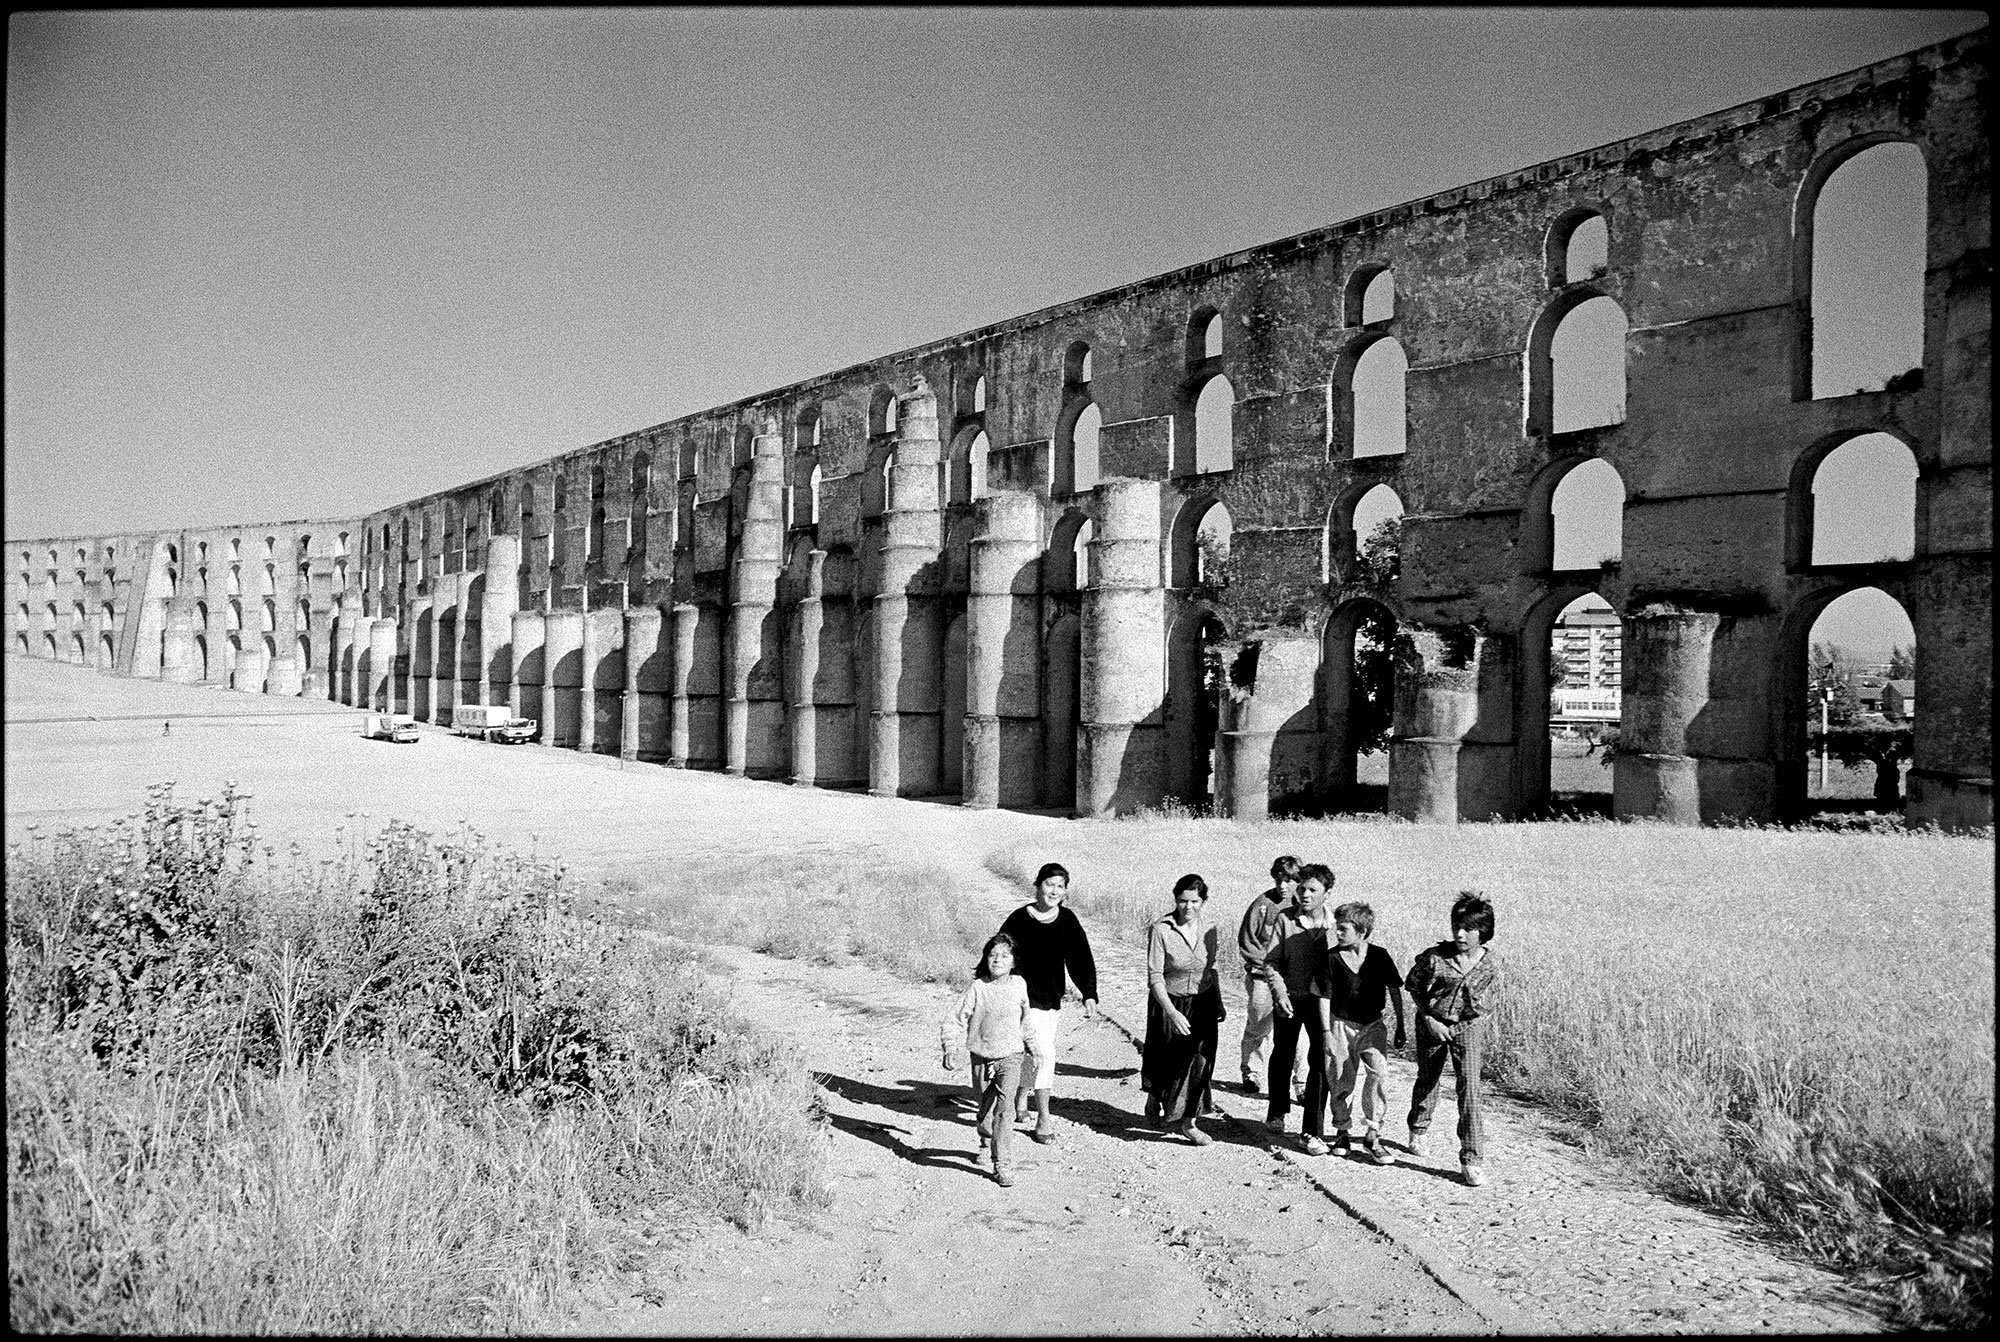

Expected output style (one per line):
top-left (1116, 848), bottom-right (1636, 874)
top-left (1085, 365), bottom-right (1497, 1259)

top-left (6, 786), bottom-right (830, 1334)
top-left (985, 811), bottom-right (1994, 1328)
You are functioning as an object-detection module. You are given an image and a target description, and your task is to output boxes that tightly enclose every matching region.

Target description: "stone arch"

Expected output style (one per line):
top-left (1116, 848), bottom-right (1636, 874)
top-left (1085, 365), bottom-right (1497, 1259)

top-left (1041, 609), bottom-right (1082, 811)
top-left (1053, 399), bottom-right (1101, 497)
top-left (99, 631), bottom-right (116, 668)
top-left (1330, 482), bottom-right (1405, 587)
top-left (42, 631), bottom-right (57, 660)
top-left (1192, 374), bottom-right (1235, 475)
top-left (1520, 455), bottom-right (1625, 573)
top-left (868, 383), bottom-right (899, 438)
top-left (1787, 430), bottom-right (1920, 568)
top-left (1793, 136), bottom-right (1927, 400)
top-left (939, 607), bottom-right (967, 797)
top-left (969, 373), bottom-right (987, 413)
top-left (15, 632), bottom-right (28, 656)
top-left (1063, 340), bottom-right (1093, 386)
top-left (1165, 608), bottom-right (1228, 809)
top-left (863, 439), bottom-right (895, 518)
top-left (1047, 508), bottom-right (1093, 595)
top-left (297, 633), bottom-right (311, 671)
top-left (1187, 305), bottom-right (1223, 365)
top-left (1518, 585), bottom-right (1619, 818)
top-left (1775, 582), bottom-right (1917, 820)
top-left (1319, 595), bottom-right (1401, 810)
top-left (1342, 263), bottom-right (1395, 327)
top-left (193, 633), bottom-right (209, 681)
top-left (1169, 494), bottom-right (1228, 589)
top-left (1525, 288), bottom-right (1628, 435)
top-left (945, 423), bottom-right (987, 506)
top-left (1547, 207), bottom-right (1612, 286)
top-left (1336, 333), bottom-right (1408, 459)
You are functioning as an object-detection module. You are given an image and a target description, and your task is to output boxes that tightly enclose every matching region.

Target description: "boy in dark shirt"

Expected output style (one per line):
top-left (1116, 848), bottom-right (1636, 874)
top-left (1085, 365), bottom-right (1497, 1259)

top-left (1315, 900), bottom-right (1406, 1165)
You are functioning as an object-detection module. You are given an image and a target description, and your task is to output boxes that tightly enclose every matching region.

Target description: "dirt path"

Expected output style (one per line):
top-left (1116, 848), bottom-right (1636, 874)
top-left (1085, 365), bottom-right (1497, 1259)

top-left (560, 942), bottom-right (1485, 1337)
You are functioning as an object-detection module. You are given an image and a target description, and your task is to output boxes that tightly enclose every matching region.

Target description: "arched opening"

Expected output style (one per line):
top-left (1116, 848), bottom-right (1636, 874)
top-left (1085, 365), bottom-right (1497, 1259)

top-left (1350, 337), bottom-right (1408, 458)
top-left (1194, 503), bottom-right (1231, 587)
top-left (1042, 611), bottom-right (1082, 811)
top-left (1345, 264), bottom-right (1394, 326)
top-left (16, 633), bottom-right (28, 655)
top-left (808, 464), bottom-right (824, 526)
top-left (1064, 341), bottom-right (1093, 386)
top-left (1193, 375), bottom-right (1234, 474)
top-left (1047, 511), bottom-right (1092, 595)
top-left (1166, 611), bottom-right (1228, 810)
top-left (99, 632), bottom-right (116, 668)
top-left (1805, 142), bottom-right (1927, 400)
top-left (869, 385), bottom-right (898, 439)
top-left (1800, 432), bottom-right (1919, 565)
top-left (68, 632), bottom-right (85, 664)
top-left (1187, 306), bottom-right (1223, 365)
top-left (946, 425), bottom-right (986, 506)
top-left (1554, 211), bottom-right (1610, 283)
top-left (1336, 484), bottom-right (1404, 587)
top-left (1055, 402), bottom-right (1101, 496)
top-left (971, 374), bottom-right (987, 413)
top-left (42, 632), bottom-right (57, 660)
top-left (1529, 591), bottom-right (1623, 819)
top-left (939, 609), bottom-right (967, 797)
top-left (1550, 458), bottom-right (1625, 570)
top-left (1318, 599), bottom-right (1398, 814)
top-left (261, 597), bottom-right (276, 630)
top-left (193, 634), bottom-right (209, 682)
top-left (1170, 496), bottom-right (1227, 589)
top-left (1549, 296), bottom-right (1628, 433)
top-left (297, 633), bottom-right (311, 671)
top-left (1786, 586), bottom-right (1917, 820)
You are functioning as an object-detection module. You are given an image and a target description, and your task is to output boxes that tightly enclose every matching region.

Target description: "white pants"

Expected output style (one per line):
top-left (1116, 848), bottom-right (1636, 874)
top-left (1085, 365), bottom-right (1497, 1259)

top-left (1024, 1007), bottom-right (1061, 1091)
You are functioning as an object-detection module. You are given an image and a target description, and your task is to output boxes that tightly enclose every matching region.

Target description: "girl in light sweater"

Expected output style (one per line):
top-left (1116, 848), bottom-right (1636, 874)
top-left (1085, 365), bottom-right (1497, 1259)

top-left (941, 932), bottom-right (1038, 1186)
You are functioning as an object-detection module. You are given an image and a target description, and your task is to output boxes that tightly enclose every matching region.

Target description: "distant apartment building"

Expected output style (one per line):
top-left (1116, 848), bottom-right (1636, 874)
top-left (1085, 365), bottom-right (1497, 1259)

top-left (1550, 607), bottom-right (1622, 730)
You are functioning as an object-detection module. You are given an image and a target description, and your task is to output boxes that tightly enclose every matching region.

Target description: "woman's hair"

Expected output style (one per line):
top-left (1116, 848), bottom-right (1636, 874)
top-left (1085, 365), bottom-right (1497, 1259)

top-left (1450, 891), bottom-right (1496, 944)
top-left (1173, 872), bottom-right (1210, 901)
top-left (1033, 861), bottom-right (1070, 888)
top-left (1297, 861), bottom-right (1335, 890)
top-left (974, 931), bottom-right (1019, 980)
top-left (1269, 854), bottom-right (1302, 882)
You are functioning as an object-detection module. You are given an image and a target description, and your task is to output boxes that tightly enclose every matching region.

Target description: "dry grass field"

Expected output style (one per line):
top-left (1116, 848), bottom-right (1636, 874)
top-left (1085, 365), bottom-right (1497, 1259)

top-left (617, 812), bottom-right (1993, 1329)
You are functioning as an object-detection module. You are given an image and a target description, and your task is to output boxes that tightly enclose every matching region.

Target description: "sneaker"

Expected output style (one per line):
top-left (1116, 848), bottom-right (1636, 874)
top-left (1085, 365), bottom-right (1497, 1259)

top-left (1239, 1074), bottom-right (1262, 1096)
top-left (1330, 1131), bottom-right (1352, 1154)
top-left (1462, 1162), bottom-right (1488, 1187)
top-left (1406, 1128), bottom-right (1428, 1158)
top-left (1301, 1134), bottom-right (1329, 1156)
top-left (1365, 1132), bottom-right (1395, 1165)
top-left (1183, 1123), bottom-right (1213, 1147)
top-left (994, 1167), bottom-right (1016, 1187)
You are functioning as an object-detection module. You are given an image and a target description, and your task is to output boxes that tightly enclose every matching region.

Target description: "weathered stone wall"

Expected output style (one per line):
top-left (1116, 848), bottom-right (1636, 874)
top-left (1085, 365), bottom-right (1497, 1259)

top-left (10, 34), bottom-right (1989, 830)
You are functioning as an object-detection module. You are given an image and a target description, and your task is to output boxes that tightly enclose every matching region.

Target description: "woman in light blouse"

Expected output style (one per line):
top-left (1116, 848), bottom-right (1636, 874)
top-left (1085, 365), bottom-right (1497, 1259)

top-left (1140, 873), bottom-right (1223, 1146)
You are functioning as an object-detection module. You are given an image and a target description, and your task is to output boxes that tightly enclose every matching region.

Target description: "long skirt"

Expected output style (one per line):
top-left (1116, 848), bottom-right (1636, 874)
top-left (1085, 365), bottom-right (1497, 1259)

top-left (1141, 982), bottom-right (1222, 1125)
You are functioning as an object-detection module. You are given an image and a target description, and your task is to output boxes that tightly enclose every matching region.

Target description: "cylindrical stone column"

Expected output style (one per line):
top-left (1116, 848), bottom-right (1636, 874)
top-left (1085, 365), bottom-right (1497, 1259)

top-left (266, 651), bottom-right (301, 698)
top-left (455, 569), bottom-right (480, 710)
top-left (623, 606), bottom-right (666, 761)
top-left (1215, 635), bottom-right (1319, 823)
top-left (510, 610), bottom-right (546, 739)
top-left (584, 607), bottom-right (625, 755)
top-left (232, 638), bottom-right (267, 694)
top-left (335, 590), bottom-right (364, 705)
top-left (788, 551), bottom-right (826, 785)
top-left (1387, 625), bottom-right (1484, 823)
top-left (726, 417), bottom-right (788, 778)
top-left (1078, 479), bottom-right (1167, 818)
top-left (544, 609), bottom-right (584, 749)
top-left (870, 377), bottom-right (944, 797)
top-left (965, 492), bottom-right (1045, 809)
top-left (1613, 608), bottom-right (1720, 825)
top-left (161, 603), bottom-right (196, 684)
top-left (481, 534), bottom-right (521, 708)
top-left (367, 617), bottom-right (397, 711)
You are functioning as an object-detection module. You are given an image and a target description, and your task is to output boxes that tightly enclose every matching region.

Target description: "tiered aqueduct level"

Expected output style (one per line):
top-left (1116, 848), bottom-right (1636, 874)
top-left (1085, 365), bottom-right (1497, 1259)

top-left (9, 34), bottom-right (1990, 831)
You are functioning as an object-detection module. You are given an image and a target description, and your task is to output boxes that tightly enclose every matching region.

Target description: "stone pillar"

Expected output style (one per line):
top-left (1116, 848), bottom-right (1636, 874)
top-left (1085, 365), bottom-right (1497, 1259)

top-left (510, 610), bottom-right (545, 739)
top-left (481, 534), bottom-right (521, 708)
top-left (870, 377), bottom-right (944, 797)
top-left (1612, 609), bottom-right (1719, 825)
top-left (724, 418), bottom-right (788, 777)
top-left (161, 603), bottom-right (196, 684)
top-left (623, 606), bottom-right (667, 761)
top-left (545, 609), bottom-right (584, 749)
top-left (1387, 624), bottom-right (1484, 823)
top-left (367, 617), bottom-right (397, 711)
top-left (585, 607), bottom-right (625, 755)
top-left (965, 493), bottom-right (1044, 809)
top-left (455, 569), bottom-right (480, 710)
top-left (1215, 635), bottom-right (1319, 822)
top-left (670, 603), bottom-right (724, 768)
top-left (1907, 558), bottom-right (1993, 833)
top-left (429, 584), bottom-right (457, 721)
top-left (233, 637), bottom-right (268, 694)
top-left (788, 551), bottom-right (826, 786)
top-left (1075, 480), bottom-right (1167, 817)
top-left (408, 593), bottom-right (434, 721)
top-left (336, 589), bottom-right (364, 705)
top-left (266, 649), bottom-right (301, 698)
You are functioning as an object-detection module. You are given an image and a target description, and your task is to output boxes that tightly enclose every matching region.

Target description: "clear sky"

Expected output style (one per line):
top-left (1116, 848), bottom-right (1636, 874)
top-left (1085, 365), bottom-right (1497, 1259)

top-left (5, 6), bottom-right (1983, 653)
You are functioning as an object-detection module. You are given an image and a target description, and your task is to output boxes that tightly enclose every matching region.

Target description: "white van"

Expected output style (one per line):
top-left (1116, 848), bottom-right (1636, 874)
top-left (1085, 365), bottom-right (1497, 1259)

top-left (361, 713), bottom-right (419, 743)
top-left (452, 703), bottom-right (536, 744)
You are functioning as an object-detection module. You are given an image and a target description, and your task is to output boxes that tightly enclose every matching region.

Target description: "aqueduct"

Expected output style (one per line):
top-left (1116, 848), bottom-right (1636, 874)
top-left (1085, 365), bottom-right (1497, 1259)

top-left (9, 34), bottom-right (1990, 831)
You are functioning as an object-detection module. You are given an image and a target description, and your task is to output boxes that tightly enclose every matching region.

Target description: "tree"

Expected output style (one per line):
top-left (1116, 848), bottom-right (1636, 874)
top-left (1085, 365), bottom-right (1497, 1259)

top-left (1888, 643), bottom-right (1916, 680)
top-left (1355, 516), bottom-right (1401, 588)
top-left (1349, 609), bottom-right (1395, 757)
top-left (1811, 720), bottom-right (1912, 809)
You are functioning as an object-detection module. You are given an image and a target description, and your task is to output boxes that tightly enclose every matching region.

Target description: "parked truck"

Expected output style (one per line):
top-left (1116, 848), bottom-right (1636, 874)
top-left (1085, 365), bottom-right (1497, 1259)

top-left (360, 713), bottom-right (420, 743)
top-left (451, 703), bottom-right (537, 744)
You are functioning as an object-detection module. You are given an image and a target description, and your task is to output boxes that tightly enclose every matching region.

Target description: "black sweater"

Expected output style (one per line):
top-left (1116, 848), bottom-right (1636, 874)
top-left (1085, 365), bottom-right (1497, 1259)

top-left (998, 904), bottom-right (1099, 1011)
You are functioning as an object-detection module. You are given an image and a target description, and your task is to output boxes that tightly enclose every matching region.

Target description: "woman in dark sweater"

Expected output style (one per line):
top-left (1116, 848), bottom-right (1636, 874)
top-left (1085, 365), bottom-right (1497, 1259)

top-left (997, 862), bottom-right (1099, 1144)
